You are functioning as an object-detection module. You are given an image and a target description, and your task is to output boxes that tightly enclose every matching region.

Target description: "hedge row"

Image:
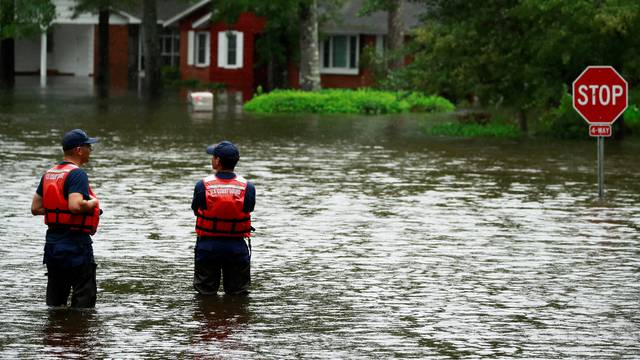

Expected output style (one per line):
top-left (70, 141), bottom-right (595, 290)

top-left (243, 89), bottom-right (455, 115)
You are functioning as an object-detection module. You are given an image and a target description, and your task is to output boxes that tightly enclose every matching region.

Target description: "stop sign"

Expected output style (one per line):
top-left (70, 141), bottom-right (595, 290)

top-left (573, 66), bottom-right (628, 124)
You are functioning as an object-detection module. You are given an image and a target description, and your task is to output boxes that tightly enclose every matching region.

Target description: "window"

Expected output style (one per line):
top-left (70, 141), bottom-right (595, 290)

top-left (194, 32), bottom-right (210, 67)
top-left (320, 35), bottom-right (359, 75)
top-left (217, 31), bottom-right (243, 69)
top-left (160, 31), bottom-right (180, 67)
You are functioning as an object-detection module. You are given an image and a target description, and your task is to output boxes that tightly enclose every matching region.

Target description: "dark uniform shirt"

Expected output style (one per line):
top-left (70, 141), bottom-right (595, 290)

top-left (191, 172), bottom-right (255, 262)
top-left (36, 161), bottom-right (94, 268)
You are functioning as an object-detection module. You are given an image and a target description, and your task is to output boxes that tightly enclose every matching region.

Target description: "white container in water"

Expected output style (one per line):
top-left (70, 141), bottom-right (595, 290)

top-left (187, 91), bottom-right (214, 112)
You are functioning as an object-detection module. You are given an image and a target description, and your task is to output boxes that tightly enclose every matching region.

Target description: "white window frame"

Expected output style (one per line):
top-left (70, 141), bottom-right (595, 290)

top-left (160, 32), bottom-right (180, 67)
top-left (217, 31), bottom-right (244, 69)
top-left (320, 34), bottom-right (359, 75)
top-left (194, 31), bottom-right (210, 67)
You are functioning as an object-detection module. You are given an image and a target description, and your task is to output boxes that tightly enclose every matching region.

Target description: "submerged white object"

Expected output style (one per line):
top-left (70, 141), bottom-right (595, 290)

top-left (188, 91), bottom-right (214, 112)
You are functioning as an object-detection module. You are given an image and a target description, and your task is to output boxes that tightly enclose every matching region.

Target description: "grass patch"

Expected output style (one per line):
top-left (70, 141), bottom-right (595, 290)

top-left (428, 122), bottom-right (522, 139)
top-left (243, 89), bottom-right (454, 115)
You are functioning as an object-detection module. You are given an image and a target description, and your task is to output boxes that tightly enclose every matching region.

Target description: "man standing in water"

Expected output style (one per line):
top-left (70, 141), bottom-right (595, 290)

top-left (192, 141), bottom-right (255, 295)
top-left (31, 129), bottom-right (101, 308)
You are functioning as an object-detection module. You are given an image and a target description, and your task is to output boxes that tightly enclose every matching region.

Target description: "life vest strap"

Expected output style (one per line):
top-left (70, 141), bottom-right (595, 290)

top-left (195, 225), bottom-right (251, 235)
top-left (196, 214), bottom-right (251, 223)
top-left (44, 208), bottom-right (93, 231)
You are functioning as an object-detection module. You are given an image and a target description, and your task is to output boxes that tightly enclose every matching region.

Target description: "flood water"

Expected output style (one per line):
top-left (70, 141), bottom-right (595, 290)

top-left (1, 78), bottom-right (639, 358)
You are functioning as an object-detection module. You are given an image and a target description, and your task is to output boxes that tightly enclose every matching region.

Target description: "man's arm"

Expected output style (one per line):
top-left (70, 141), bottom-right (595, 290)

top-left (31, 193), bottom-right (45, 215)
top-left (192, 180), bottom-right (205, 216)
top-left (68, 193), bottom-right (99, 214)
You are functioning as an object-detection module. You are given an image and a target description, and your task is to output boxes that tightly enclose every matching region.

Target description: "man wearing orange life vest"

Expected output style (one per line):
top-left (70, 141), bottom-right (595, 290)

top-left (191, 141), bottom-right (255, 295)
top-left (31, 129), bottom-right (100, 308)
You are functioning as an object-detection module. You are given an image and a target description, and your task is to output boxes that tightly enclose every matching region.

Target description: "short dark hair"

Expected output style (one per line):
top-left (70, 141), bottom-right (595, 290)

top-left (218, 156), bottom-right (238, 170)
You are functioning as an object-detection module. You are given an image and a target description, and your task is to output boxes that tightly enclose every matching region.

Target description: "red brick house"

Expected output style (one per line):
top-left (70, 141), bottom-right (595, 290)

top-left (162, 0), bottom-right (424, 100)
top-left (163, 0), bottom-right (266, 101)
top-left (15, 0), bottom-right (423, 99)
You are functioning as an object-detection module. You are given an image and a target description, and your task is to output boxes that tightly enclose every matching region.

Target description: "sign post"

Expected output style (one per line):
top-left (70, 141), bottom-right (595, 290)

top-left (572, 66), bottom-right (627, 200)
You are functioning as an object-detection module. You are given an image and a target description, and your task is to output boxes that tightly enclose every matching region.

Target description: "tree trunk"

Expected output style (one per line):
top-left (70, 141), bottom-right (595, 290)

top-left (0, 1), bottom-right (15, 89)
top-left (142, 0), bottom-right (162, 100)
top-left (518, 109), bottom-right (528, 134)
top-left (96, 8), bottom-right (110, 98)
top-left (298, 0), bottom-right (320, 91)
top-left (387, 0), bottom-right (404, 70)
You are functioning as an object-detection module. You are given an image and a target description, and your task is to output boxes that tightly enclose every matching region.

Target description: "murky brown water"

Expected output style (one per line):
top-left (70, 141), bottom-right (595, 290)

top-left (1, 78), bottom-right (639, 358)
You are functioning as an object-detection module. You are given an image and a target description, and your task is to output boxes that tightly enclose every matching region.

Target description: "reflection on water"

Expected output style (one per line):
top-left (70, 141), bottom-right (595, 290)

top-left (42, 309), bottom-right (97, 358)
top-left (0, 80), bottom-right (639, 358)
top-left (193, 295), bottom-right (250, 342)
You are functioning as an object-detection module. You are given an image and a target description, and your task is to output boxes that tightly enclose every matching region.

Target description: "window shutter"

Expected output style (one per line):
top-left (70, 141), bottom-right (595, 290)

top-left (236, 32), bottom-right (244, 68)
top-left (187, 31), bottom-right (194, 65)
top-left (217, 32), bottom-right (226, 68)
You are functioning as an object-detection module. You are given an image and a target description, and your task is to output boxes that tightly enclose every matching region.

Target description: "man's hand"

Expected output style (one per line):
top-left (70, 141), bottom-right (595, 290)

top-left (31, 193), bottom-right (45, 215)
top-left (68, 193), bottom-right (99, 214)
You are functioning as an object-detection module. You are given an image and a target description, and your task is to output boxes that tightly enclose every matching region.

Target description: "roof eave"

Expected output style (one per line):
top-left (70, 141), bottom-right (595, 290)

top-left (163, 0), bottom-right (211, 28)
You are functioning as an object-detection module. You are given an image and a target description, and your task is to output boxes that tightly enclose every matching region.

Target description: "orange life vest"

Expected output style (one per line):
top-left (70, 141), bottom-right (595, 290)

top-left (196, 174), bottom-right (252, 238)
top-left (42, 163), bottom-right (100, 235)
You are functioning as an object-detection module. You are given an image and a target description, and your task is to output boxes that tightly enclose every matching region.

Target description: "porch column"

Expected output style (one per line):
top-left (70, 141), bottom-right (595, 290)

top-left (40, 31), bottom-right (47, 87)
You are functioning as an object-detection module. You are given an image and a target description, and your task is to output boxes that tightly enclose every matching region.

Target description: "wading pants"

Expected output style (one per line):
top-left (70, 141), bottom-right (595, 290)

top-left (46, 262), bottom-right (96, 308)
top-left (194, 239), bottom-right (250, 295)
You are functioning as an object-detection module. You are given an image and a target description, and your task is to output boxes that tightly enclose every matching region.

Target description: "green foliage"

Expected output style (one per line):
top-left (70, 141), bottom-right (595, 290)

top-left (243, 89), bottom-right (454, 114)
top-left (0, 0), bottom-right (56, 39)
top-left (403, 92), bottom-right (455, 112)
top-left (161, 66), bottom-right (180, 85)
top-left (410, 0), bottom-right (640, 117)
top-left (535, 91), bottom-right (587, 139)
top-left (428, 122), bottom-right (522, 139)
top-left (166, 76), bottom-right (227, 92)
top-left (534, 91), bottom-right (640, 138)
top-left (623, 106), bottom-right (640, 134)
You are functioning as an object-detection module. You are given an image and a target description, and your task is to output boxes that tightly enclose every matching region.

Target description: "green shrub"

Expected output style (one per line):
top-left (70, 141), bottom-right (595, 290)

top-left (428, 122), bottom-right (522, 138)
top-left (243, 89), bottom-right (454, 115)
top-left (403, 92), bottom-right (455, 113)
top-left (535, 91), bottom-right (587, 139)
top-left (624, 105), bottom-right (640, 134)
top-left (535, 91), bottom-right (640, 139)
top-left (161, 66), bottom-right (180, 85)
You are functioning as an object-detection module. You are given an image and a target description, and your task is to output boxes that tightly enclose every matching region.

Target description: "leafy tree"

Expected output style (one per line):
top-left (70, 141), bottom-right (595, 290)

top-left (359, 0), bottom-right (405, 70)
top-left (0, 0), bottom-right (55, 88)
top-left (408, 0), bottom-right (640, 132)
top-left (212, 0), bottom-right (343, 91)
top-left (210, 0), bottom-right (293, 89)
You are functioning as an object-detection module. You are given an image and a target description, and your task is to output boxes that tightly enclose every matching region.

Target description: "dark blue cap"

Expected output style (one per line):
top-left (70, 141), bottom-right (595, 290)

top-left (62, 129), bottom-right (99, 150)
top-left (206, 140), bottom-right (239, 159)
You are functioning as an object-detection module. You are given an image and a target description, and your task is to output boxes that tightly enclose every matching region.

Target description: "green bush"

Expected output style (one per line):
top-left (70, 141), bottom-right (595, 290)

top-left (161, 66), bottom-right (180, 85)
top-left (536, 91), bottom-right (640, 139)
top-left (243, 89), bottom-right (454, 115)
top-left (535, 91), bottom-right (587, 139)
top-left (403, 92), bottom-right (455, 113)
top-left (624, 105), bottom-right (640, 134)
top-left (428, 122), bottom-right (522, 138)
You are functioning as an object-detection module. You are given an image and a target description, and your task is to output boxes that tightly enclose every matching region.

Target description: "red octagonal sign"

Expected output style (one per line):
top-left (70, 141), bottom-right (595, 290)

top-left (573, 66), bottom-right (628, 124)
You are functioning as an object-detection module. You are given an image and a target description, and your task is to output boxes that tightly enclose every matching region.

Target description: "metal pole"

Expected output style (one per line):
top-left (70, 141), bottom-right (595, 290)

top-left (40, 31), bottom-right (47, 88)
top-left (597, 136), bottom-right (604, 199)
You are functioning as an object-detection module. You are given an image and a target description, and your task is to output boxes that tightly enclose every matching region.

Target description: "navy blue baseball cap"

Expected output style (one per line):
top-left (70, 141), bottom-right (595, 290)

top-left (62, 129), bottom-right (99, 150)
top-left (206, 140), bottom-right (239, 159)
